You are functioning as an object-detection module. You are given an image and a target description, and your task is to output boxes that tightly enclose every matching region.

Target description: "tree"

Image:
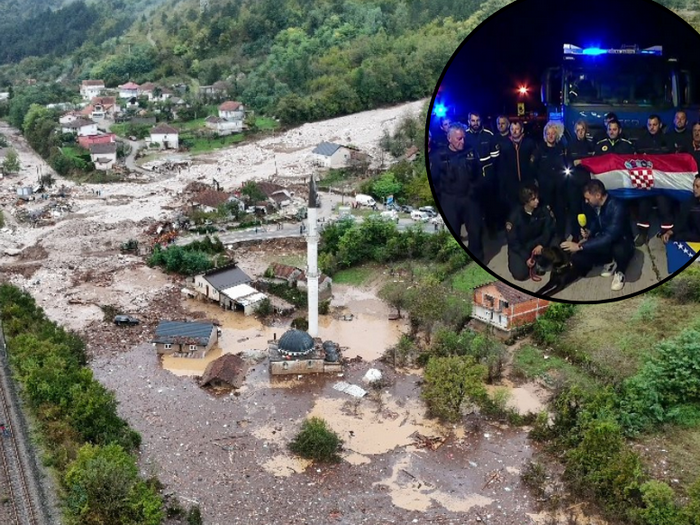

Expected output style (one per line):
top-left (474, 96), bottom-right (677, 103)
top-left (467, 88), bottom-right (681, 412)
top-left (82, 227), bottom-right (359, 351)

top-left (2, 148), bottom-right (20, 174)
top-left (289, 417), bottom-right (343, 463)
top-left (240, 181), bottom-right (267, 204)
top-left (371, 172), bottom-right (402, 202)
top-left (64, 443), bottom-right (163, 525)
top-left (378, 280), bottom-right (408, 318)
top-left (421, 355), bottom-right (488, 422)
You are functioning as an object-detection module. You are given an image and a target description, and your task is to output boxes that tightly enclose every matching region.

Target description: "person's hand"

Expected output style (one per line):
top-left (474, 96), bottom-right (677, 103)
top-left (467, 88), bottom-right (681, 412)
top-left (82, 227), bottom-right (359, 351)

top-left (526, 258), bottom-right (536, 268)
top-left (573, 159), bottom-right (582, 166)
top-left (560, 240), bottom-right (581, 253)
top-left (662, 230), bottom-right (673, 244)
top-left (532, 245), bottom-right (543, 256)
top-left (580, 228), bottom-right (589, 240)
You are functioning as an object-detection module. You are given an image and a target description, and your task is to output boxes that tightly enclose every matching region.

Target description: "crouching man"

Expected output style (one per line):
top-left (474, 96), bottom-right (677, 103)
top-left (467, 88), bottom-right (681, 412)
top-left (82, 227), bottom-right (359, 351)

top-left (560, 179), bottom-right (635, 291)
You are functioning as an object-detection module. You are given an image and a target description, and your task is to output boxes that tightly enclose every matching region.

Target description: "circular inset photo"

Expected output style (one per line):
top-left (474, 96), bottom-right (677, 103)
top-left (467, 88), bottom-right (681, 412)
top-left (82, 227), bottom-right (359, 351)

top-left (427, 0), bottom-right (700, 303)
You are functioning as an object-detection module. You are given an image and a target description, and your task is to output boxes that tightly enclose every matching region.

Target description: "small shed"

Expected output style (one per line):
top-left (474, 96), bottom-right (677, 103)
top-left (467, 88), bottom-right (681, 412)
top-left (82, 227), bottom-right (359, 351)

top-left (219, 283), bottom-right (267, 315)
top-left (472, 282), bottom-right (550, 332)
top-left (200, 354), bottom-right (247, 389)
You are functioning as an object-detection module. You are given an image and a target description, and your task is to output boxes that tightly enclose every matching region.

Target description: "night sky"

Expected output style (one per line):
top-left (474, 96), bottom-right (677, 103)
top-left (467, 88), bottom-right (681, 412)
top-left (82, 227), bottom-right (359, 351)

top-left (434, 0), bottom-right (700, 126)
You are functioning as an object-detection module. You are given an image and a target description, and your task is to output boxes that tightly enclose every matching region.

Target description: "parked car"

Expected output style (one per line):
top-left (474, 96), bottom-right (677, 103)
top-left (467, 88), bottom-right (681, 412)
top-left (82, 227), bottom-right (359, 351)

top-left (114, 315), bottom-right (139, 326)
top-left (431, 215), bottom-right (444, 226)
top-left (410, 210), bottom-right (430, 222)
top-left (380, 210), bottom-right (399, 222)
top-left (401, 205), bottom-right (414, 214)
top-left (419, 206), bottom-right (437, 217)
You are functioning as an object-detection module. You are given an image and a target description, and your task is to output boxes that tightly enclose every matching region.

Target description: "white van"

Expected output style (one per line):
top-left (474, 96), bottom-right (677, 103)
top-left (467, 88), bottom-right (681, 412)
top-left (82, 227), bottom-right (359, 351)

top-left (355, 194), bottom-right (376, 207)
top-left (411, 210), bottom-right (429, 222)
top-left (380, 210), bottom-right (399, 222)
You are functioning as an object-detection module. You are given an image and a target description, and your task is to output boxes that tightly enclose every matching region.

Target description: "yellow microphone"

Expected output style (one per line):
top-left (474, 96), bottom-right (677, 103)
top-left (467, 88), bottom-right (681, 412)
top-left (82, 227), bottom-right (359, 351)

top-left (577, 214), bottom-right (587, 228)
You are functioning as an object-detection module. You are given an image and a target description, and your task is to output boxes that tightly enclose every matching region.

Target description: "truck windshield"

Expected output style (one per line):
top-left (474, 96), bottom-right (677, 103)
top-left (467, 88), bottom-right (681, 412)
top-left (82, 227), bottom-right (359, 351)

top-left (564, 60), bottom-right (673, 106)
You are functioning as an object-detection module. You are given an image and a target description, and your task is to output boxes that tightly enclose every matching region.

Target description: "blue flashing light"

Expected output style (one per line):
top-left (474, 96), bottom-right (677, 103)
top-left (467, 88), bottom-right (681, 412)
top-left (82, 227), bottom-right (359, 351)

top-left (434, 104), bottom-right (447, 117)
top-left (582, 47), bottom-right (606, 56)
top-left (549, 112), bottom-right (564, 121)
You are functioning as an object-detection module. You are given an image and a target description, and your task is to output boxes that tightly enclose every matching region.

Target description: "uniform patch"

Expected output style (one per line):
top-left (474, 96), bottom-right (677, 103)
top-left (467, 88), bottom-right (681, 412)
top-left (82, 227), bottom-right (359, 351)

top-left (505, 222), bottom-right (513, 232)
top-left (546, 205), bottom-right (555, 219)
top-left (602, 145), bottom-right (609, 152)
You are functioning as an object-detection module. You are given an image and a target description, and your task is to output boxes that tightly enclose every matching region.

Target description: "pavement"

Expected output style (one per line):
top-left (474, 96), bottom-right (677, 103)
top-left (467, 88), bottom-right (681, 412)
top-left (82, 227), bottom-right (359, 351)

top-left (476, 220), bottom-right (673, 302)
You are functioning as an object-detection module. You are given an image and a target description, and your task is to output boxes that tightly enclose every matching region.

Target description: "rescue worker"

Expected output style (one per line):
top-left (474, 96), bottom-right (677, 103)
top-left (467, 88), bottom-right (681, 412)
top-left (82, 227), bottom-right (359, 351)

top-left (662, 174), bottom-right (700, 243)
top-left (634, 114), bottom-right (673, 246)
top-left (495, 115), bottom-right (511, 147)
top-left (497, 120), bottom-right (537, 212)
top-left (506, 183), bottom-right (556, 281)
top-left (464, 111), bottom-right (501, 235)
top-left (666, 110), bottom-right (693, 153)
top-left (532, 120), bottom-right (567, 242)
top-left (689, 122), bottom-right (700, 173)
top-left (431, 116), bottom-right (452, 152)
top-left (430, 123), bottom-right (485, 260)
top-left (594, 119), bottom-right (635, 155)
top-left (593, 112), bottom-right (619, 143)
top-left (566, 119), bottom-right (594, 242)
top-left (560, 179), bottom-right (634, 292)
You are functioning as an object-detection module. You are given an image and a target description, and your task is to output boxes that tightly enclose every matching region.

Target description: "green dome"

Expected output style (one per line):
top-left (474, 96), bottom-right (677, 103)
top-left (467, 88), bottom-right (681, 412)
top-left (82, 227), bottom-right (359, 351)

top-left (278, 329), bottom-right (315, 356)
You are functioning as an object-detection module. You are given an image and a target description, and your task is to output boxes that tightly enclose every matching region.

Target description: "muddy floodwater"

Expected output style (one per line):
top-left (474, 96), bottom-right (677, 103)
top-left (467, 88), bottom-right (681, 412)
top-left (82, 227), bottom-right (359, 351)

top-left (163, 297), bottom-right (405, 376)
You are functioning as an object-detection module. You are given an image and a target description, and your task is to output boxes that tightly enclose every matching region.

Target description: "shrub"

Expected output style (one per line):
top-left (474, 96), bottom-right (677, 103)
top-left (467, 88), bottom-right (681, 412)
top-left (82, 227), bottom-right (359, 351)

top-left (255, 298), bottom-right (273, 318)
top-left (421, 355), bottom-right (487, 422)
top-left (532, 303), bottom-right (576, 345)
top-left (319, 299), bottom-right (330, 315)
top-left (289, 417), bottom-right (343, 463)
top-left (631, 481), bottom-right (683, 525)
top-left (291, 317), bottom-right (308, 331)
top-left (187, 505), bottom-right (203, 525)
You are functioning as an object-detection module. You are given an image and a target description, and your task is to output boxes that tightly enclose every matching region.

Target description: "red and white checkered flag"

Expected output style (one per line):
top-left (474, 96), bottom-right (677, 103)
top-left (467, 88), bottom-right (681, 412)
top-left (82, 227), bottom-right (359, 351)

top-left (629, 169), bottom-right (654, 189)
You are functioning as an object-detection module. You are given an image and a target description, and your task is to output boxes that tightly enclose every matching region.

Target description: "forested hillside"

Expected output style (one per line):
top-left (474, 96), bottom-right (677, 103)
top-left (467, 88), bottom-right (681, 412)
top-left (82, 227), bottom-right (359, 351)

top-left (0, 0), bottom-right (698, 125)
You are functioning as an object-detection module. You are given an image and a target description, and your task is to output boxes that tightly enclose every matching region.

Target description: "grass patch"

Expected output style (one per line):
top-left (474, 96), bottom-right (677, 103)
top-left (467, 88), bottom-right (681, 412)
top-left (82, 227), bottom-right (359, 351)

top-left (638, 428), bottom-right (700, 493)
top-left (182, 132), bottom-right (245, 154)
top-left (451, 264), bottom-right (495, 293)
top-left (558, 297), bottom-right (700, 381)
top-left (254, 116), bottom-right (279, 131)
top-left (276, 253), bottom-right (307, 267)
top-left (512, 345), bottom-right (598, 390)
top-left (177, 117), bottom-right (207, 131)
top-left (109, 123), bottom-right (129, 137)
top-left (61, 146), bottom-right (88, 159)
top-left (332, 266), bottom-right (377, 286)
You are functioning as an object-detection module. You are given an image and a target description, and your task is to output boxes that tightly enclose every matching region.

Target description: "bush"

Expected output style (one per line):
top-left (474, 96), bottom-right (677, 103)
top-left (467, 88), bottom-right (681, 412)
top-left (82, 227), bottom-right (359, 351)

top-left (255, 297), bottom-right (273, 318)
top-left (291, 317), bottom-right (308, 331)
top-left (631, 481), bottom-right (683, 525)
top-left (654, 265), bottom-right (700, 303)
top-left (421, 355), bottom-right (487, 422)
top-left (532, 303), bottom-right (576, 345)
top-left (289, 417), bottom-right (343, 463)
top-left (319, 299), bottom-right (330, 315)
top-left (187, 505), bottom-right (203, 525)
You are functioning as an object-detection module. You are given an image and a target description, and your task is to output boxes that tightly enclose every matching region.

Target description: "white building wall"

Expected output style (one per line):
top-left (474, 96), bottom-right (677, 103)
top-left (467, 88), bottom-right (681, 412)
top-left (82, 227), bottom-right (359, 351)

top-left (329, 148), bottom-right (351, 169)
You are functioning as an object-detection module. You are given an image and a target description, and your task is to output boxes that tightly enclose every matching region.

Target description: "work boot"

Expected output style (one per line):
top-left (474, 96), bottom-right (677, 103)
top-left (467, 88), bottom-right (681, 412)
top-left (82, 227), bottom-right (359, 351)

top-left (600, 261), bottom-right (617, 277)
top-left (634, 229), bottom-right (648, 247)
top-left (611, 271), bottom-right (625, 291)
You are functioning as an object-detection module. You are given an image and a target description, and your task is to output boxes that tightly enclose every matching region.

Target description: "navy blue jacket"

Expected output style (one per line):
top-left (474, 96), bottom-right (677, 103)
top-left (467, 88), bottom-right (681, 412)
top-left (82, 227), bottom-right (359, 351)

top-left (581, 195), bottom-right (633, 252)
top-left (674, 196), bottom-right (700, 242)
top-left (429, 147), bottom-right (480, 199)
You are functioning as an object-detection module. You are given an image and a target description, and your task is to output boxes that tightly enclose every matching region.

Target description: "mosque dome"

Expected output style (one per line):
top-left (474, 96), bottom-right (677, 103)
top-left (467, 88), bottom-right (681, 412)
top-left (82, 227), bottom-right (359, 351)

top-left (277, 329), bottom-right (315, 357)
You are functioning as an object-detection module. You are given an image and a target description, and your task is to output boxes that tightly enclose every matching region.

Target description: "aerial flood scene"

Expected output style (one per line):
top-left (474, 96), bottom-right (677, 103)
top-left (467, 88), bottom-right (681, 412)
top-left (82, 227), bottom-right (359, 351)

top-left (1, 1), bottom-right (700, 525)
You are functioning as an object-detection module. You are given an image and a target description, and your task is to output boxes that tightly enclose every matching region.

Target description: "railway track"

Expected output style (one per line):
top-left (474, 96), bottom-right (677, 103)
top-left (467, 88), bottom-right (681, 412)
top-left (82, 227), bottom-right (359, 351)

top-left (0, 323), bottom-right (43, 525)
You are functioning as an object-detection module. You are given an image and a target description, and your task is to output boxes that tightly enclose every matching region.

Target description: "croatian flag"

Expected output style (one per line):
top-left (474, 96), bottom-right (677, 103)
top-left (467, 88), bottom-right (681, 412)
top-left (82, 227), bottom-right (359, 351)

top-left (579, 153), bottom-right (697, 201)
top-left (666, 241), bottom-right (700, 274)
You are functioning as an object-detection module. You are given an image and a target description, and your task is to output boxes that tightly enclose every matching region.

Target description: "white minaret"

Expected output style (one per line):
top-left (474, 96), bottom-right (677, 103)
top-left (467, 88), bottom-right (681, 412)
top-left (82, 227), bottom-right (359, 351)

top-left (306, 176), bottom-right (320, 337)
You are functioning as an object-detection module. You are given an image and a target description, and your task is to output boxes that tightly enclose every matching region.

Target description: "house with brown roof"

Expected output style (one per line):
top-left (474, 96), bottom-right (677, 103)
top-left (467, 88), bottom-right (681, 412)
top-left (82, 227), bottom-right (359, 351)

top-left (149, 123), bottom-right (179, 149)
top-left (118, 81), bottom-right (140, 99)
top-left (80, 80), bottom-right (104, 100)
top-left (218, 100), bottom-right (245, 120)
top-left (90, 96), bottom-right (120, 118)
top-left (191, 189), bottom-right (232, 213)
top-left (256, 182), bottom-right (292, 208)
top-left (89, 143), bottom-right (117, 170)
top-left (472, 282), bottom-right (550, 332)
top-left (265, 262), bottom-right (332, 300)
top-left (200, 354), bottom-right (247, 389)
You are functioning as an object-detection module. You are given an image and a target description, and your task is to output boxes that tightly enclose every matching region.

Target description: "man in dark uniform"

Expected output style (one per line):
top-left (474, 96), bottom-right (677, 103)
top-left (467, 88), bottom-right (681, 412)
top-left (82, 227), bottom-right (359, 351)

top-left (430, 123), bottom-right (485, 260)
top-left (662, 174), bottom-right (700, 243)
top-left (689, 122), bottom-right (700, 172)
top-left (498, 121), bottom-right (537, 212)
top-left (666, 110), bottom-right (693, 153)
top-left (465, 111), bottom-right (501, 234)
top-left (506, 183), bottom-right (556, 281)
top-left (594, 119), bottom-right (635, 156)
top-left (634, 114), bottom-right (673, 246)
top-left (495, 115), bottom-right (511, 146)
top-left (560, 179), bottom-right (635, 292)
top-left (567, 119), bottom-right (594, 242)
top-left (431, 116), bottom-right (452, 152)
top-left (592, 112), bottom-right (619, 144)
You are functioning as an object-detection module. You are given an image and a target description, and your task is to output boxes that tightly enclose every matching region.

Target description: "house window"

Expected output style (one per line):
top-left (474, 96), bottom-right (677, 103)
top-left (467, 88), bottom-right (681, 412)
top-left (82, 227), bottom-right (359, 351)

top-left (307, 360), bottom-right (314, 368)
top-left (500, 300), bottom-right (509, 310)
top-left (189, 345), bottom-right (197, 351)
top-left (484, 294), bottom-right (495, 306)
top-left (164, 344), bottom-right (172, 350)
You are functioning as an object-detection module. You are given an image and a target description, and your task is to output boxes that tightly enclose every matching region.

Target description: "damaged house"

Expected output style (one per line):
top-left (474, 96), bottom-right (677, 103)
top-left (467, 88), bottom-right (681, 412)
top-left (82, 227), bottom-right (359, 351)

top-left (194, 264), bottom-right (267, 315)
top-left (152, 320), bottom-right (219, 358)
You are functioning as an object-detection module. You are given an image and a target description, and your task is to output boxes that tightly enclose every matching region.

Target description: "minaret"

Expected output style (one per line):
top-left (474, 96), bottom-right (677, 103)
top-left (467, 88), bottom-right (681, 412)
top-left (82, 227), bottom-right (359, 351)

top-left (306, 176), bottom-right (320, 337)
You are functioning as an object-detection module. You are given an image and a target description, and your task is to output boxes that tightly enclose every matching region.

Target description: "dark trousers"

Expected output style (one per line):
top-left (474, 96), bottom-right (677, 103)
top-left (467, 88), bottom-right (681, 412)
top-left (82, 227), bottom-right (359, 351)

top-left (539, 177), bottom-right (567, 242)
top-left (481, 175), bottom-right (503, 231)
top-left (572, 241), bottom-right (635, 275)
top-left (636, 195), bottom-right (675, 231)
top-left (567, 169), bottom-right (590, 241)
top-left (441, 193), bottom-right (484, 261)
top-left (508, 249), bottom-right (531, 281)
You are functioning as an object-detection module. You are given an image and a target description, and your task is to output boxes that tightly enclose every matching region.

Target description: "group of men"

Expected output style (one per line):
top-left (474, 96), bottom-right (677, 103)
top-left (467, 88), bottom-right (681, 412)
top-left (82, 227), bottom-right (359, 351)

top-left (428, 110), bottom-right (700, 292)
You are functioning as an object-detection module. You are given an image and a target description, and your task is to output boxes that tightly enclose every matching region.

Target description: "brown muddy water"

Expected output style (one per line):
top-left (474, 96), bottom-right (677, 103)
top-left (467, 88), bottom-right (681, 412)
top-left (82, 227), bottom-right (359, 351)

top-left (162, 298), bottom-right (405, 376)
